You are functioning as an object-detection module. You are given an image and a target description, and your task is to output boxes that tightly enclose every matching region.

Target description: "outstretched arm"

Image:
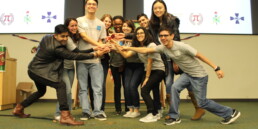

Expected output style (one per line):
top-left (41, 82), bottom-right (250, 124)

top-left (195, 52), bottom-right (224, 79)
top-left (123, 46), bottom-right (156, 54)
top-left (80, 32), bottom-right (105, 48)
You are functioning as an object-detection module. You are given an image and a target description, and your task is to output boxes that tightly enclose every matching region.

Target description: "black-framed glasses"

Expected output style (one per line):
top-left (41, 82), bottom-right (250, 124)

top-left (158, 34), bottom-right (169, 38)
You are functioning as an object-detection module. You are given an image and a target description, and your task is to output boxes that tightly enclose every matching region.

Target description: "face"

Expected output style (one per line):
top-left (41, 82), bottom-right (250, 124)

top-left (113, 19), bottom-right (123, 33)
top-left (153, 2), bottom-right (166, 18)
top-left (68, 20), bottom-right (78, 34)
top-left (122, 23), bottom-right (133, 33)
top-left (159, 30), bottom-right (174, 47)
top-left (54, 32), bottom-right (69, 45)
top-left (136, 29), bottom-right (145, 43)
top-left (138, 16), bottom-right (149, 28)
top-left (85, 0), bottom-right (98, 14)
top-left (103, 17), bottom-right (112, 29)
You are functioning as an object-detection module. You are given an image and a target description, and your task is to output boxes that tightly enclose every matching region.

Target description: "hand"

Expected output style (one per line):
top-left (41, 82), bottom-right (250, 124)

top-left (141, 77), bottom-right (149, 88)
top-left (216, 70), bottom-right (224, 79)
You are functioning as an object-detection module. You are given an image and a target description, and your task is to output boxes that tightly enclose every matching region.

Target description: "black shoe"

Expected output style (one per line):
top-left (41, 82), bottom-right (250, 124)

top-left (95, 114), bottom-right (107, 121)
top-left (80, 112), bottom-right (91, 120)
top-left (221, 109), bottom-right (241, 125)
top-left (164, 117), bottom-right (181, 125)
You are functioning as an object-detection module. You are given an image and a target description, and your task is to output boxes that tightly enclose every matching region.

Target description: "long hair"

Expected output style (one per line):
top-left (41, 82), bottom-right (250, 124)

top-left (101, 14), bottom-right (113, 28)
top-left (132, 27), bottom-right (153, 47)
top-left (150, 0), bottom-right (169, 32)
top-left (64, 18), bottom-right (80, 43)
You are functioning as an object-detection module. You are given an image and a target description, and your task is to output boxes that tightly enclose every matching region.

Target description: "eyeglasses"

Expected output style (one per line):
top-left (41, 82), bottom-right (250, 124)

top-left (87, 3), bottom-right (97, 6)
top-left (136, 32), bottom-right (145, 35)
top-left (158, 34), bottom-right (169, 38)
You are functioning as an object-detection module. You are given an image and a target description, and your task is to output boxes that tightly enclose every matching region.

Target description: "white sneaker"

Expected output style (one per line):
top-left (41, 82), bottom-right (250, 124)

top-left (54, 116), bottom-right (61, 121)
top-left (123, 111), bottom-right (133, 117)
top-left (139, 113), bottom-right (158, 123)
top-left (129, 112), bottom-right (140, 118)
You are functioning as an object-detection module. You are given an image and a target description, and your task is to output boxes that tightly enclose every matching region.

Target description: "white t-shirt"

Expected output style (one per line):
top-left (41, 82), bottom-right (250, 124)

top-left (155, 41), bottom-right (207, 77)
top-left (76, 16), bottom-right (106, 63)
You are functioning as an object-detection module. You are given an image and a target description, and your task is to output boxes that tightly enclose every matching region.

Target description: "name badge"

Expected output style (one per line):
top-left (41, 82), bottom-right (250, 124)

top-left (97, 26), bottom-right (101, 30)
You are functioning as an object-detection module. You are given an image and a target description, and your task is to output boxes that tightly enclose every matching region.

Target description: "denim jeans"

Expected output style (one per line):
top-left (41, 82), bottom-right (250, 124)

top-left (89, 59), bottom-right (109, 111)
top-left (141, 70), bottom-right (165, 115)
top-left (165, 60), bottom-right (174, 94)
top-left (124, 63), bottom-right (144, 109)
top-left (55, 68), bottom-right (74, 116)
top-left (77, 62), bottom-right (104, 116)
top-left (168, 73), bottom-right (233, 119)
top-left (110, 65), bottom-right (126, 112)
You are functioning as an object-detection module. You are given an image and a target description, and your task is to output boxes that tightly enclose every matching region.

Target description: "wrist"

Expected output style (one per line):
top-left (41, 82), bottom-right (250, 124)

top-left (214, 66), bottom-right (220, 71)
top-left (95, 52), bottom-right (99, 57)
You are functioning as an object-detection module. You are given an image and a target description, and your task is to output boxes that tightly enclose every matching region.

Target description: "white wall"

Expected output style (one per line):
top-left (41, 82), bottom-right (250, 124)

top-left (0, 0), bottom-right (258, 99)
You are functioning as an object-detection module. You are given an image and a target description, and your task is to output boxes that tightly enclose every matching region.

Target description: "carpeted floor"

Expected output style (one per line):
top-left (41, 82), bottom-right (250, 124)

top-left (0, 101), bottom-right (257, 129)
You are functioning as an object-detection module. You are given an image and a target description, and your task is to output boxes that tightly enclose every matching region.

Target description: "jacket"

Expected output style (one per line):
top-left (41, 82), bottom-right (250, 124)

top-left (28, 34), bottom-right (94, 82)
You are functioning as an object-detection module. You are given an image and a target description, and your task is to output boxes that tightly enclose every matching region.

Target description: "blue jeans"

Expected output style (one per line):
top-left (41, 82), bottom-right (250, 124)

top-left (168, 73), bottom-right (233, 119)
top-left (124, 63), bottom-right (144, 109)
top-left (77, 62), bottom-right (104, 116)
top-left (165, 60), bottom-right (174, 94)
top-left (55, 68), bottom-right (74, 116)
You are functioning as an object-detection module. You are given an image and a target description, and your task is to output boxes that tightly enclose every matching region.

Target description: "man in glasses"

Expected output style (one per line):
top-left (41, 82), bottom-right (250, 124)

top-left (123, 26), bottom-right (241, 125)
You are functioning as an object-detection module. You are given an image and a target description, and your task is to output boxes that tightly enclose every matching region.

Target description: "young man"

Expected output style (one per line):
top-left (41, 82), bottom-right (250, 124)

top-left (76, 0), bottom-right (107, 120)
top-left (123, 26), bottom-right (241, 125)
top-left (12, 24), bottom-right (106, 126)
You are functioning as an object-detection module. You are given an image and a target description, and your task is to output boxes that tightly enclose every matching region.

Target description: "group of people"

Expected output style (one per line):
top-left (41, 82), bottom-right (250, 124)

top-left (12, 0), bottom-right (240, 126)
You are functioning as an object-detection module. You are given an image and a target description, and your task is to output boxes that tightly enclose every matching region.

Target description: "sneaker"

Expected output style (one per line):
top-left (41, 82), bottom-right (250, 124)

top-left (95, 114), bottom-right (107, 121)
top-left (164, 117), bottom-right (181, 125)
top-left (139, 113), bottom-right (158, 123)
top-left (123, 111), bottom-right (133, 117)
top-left (116, 110), bottom-right (122, 115)
top-left (220, 109), bottom-right (241, 125)
top-left (80, 112), bottom-right (91, 120)
top-left (129, 112), bottom-right (140, 118)
top-left (54, 116), bottom-right (60, 121)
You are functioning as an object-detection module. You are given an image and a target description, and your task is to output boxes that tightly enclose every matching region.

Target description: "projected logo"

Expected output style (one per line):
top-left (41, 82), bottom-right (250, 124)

top-left (189, 13), bottom-right (203, 25)
top-left (213, 11), bottom-right (220, 25)
top-left (0, 13), bottom-right (14, 25)
top-left (24, 11), bottom-right (31, 24)
top-left (230, 13), bottom-right (244, 24)
top-left (42, 12), bottom-right (57, 23)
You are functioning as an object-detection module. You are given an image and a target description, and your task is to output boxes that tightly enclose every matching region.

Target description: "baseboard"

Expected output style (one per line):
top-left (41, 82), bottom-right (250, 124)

top-left (38, 99), bottom-right (258, 103)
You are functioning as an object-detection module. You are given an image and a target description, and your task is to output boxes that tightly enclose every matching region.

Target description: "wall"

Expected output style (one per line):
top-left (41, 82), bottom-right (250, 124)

top-left (0, 0), bottom-right (258, 99)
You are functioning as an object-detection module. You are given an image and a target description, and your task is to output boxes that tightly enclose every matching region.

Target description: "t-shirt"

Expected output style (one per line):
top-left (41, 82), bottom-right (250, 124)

top-left (77, 16), bottom-right (106, 63)
top-left (155, 41), bottom-right (207, 77)
top-left (137, 42), bottom-right (165, 71)
top-left (64, 37), bottom-right (77, 69)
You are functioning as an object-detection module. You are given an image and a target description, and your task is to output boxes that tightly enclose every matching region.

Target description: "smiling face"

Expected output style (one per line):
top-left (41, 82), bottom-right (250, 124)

top-left (67, 20), bottom-right (78, 34)
top-left (159, 30), bottom-right (174, 47)
top-left (138, 16), bottom-right (149, 28)
top-left (54, 32), bottom-right (69, 46)
top-left (153, 2), bottom-right (166, 18)
top-left (113, 18), bottom-right (123, 33)
top-left (122, 23), bottom-right (133, 33)
top-left (103, 17), bottom-right (112, 29)
top-left (85, 0), bottom-right (98, 14)
top-left (136, 29), bottom-right (145, 43)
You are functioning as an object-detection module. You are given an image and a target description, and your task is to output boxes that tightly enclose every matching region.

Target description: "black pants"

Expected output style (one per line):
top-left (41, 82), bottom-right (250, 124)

top-left (141, 70), bottom-right (165, 115)
top-left (21, 70), bottom-right (69, 111)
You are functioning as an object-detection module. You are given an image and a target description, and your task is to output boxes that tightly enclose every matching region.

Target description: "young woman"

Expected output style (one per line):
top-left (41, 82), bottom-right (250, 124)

top-left (114, 27), bottom-right (165, 122)
top-left (149, 0), bottom-right (205, 120)
top-left (120, 20), bottom-right (144, 118)
top-left (54, 18), bottom-right (97, 121)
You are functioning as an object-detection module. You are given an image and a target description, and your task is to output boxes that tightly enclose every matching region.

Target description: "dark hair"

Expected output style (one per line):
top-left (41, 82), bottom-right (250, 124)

top-left (150, 0), bottom-right (168, 32)
top-left (64, 18), bottom-right (80, 43)
top-left (54, 24), bottom-right (68, 34)
top-left (132, 27), bottom-right (153, 47)
top-left (85, 0), bottom-right (98, 5)
top-left (159, 25), bottom-right (174, 35)
top-left (123, 20), bottom-right (135, 33)
top-left (113, 15), bottom-right (125, 22)
top-left (136, 13), bottom-right (148, 21)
